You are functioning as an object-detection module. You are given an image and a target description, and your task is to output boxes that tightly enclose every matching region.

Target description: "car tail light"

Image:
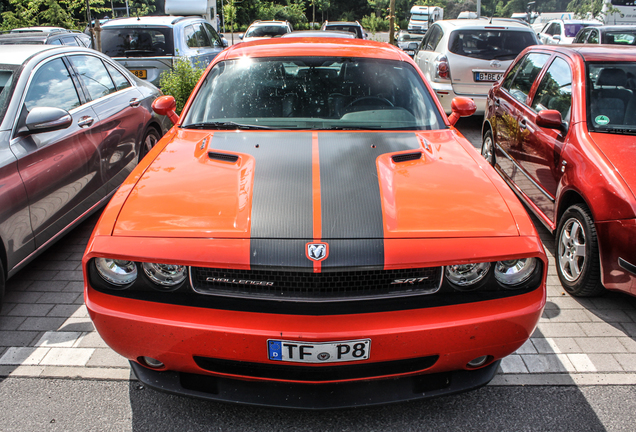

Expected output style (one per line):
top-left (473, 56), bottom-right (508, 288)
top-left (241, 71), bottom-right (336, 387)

top-left (435, 55), bottom-right (450, 80)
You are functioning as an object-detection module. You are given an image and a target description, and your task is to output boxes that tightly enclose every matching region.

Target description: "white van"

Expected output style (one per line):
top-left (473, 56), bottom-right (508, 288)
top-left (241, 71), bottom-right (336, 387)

top-left (408, 6), bottom-right (444, 34)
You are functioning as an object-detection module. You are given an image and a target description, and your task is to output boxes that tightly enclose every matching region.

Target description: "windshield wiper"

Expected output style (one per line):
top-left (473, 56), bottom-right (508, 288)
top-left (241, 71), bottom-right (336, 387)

top-left (595, 127), bottom-right (636, 135)
top-left (182, 121), bottom-right (273, 130)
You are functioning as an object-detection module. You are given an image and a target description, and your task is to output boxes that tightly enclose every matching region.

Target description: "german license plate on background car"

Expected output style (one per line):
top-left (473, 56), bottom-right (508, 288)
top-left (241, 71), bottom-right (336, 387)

top-left (474, 72), bottom-right (502, 82)
top-left (130, 69), bottom-right (147, 79)
top-left (268, 339), bottom-right (370, 363)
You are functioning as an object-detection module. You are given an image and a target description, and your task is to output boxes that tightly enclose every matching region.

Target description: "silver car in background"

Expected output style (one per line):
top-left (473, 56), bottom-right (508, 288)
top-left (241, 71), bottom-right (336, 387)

top-left (414, 19), bottom-right (538, 114)
top-left (99, 16), bottom-right (227, 87)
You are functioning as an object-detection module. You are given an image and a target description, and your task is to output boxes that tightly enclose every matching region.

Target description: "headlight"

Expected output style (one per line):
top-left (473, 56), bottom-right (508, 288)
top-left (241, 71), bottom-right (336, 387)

top-left (142, 262), bottom-right (187, 288)
top-left (445, 262), bottom-right (491, 290)
top-left (495, 258), bottom-right (537, 287)
top-left (95, 258), bottom-right (137, 286)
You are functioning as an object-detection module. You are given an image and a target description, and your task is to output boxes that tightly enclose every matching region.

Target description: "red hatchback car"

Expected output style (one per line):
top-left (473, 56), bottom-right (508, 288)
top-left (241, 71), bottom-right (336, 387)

top-left (482, 45), bottom-right (636, 297)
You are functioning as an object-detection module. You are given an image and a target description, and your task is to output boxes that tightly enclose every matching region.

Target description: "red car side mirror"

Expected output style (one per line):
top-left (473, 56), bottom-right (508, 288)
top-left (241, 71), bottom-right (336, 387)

top-left (448, 97), bottom-right (476, 126)
top-left (536, 109), bottom-right (565, 131)
top-left (152, 95), bottom-right (180, 125)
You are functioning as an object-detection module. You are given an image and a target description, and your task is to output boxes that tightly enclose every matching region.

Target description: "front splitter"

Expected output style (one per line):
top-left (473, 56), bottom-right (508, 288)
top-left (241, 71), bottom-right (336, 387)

top-left (130, 360), bottom-right (501, 409)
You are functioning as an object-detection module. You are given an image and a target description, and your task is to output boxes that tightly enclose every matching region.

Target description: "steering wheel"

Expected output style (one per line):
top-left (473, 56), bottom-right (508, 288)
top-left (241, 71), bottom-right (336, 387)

top-left (344, 96), bottom-right (394, 111)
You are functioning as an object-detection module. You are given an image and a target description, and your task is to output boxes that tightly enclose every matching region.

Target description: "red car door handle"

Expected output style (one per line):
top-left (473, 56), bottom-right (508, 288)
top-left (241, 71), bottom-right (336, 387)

top-left (129, 98), bottom-right (141, 107)
top-left (519, 119), bottom-right (527, 130)
top-left (77, 116), bottom-right (94, 127)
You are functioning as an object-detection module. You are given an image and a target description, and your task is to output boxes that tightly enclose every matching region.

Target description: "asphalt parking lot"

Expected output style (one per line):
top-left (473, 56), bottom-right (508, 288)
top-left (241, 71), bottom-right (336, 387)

top-left (1, 114), bottom-right (636, 390)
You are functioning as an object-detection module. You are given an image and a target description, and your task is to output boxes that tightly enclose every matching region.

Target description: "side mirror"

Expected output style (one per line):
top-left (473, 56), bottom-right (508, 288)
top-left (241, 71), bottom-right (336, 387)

top-left (20, 107), bottom-right (72, 136)
top-left (536, 109), bottom-right (566, 132)
top-left (239, 34), bottom-right (243, 40)
top-left (447, 97), bottom-right (476, 126)
top-left (222, 38), bottom-right (229, 48)
top-left (152, 95), bottom-right (179, 125)
top-left (553, 35), bottom-right (561, 41)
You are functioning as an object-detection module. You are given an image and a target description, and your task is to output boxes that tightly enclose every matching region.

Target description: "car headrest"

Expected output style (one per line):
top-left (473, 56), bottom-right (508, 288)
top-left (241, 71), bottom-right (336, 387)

top-left (597, 68), bottom-right (627, 86)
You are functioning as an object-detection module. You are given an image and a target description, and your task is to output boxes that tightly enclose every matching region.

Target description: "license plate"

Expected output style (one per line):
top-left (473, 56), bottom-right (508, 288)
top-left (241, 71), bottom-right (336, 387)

top-left (474, 72), bottom-right (502, 82)
top-left (405, 50), bottom-right (415, 56)
top-left (268, 339), bottom-right (370, 363)
top-left (130, 69), bottom-right (147, 79)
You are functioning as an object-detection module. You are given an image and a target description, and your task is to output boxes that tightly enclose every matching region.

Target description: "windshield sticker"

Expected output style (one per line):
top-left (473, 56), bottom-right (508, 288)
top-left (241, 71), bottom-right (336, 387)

top-left (595, 115), bottom-right (610, 125)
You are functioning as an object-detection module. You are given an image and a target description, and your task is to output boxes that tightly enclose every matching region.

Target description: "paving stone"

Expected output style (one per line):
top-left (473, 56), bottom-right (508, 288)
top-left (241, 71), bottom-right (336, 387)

top-left (4, 279), bottom-right (33, 292)
top-left (3, 291), bottom-right (44, 304)
top-left (566, 354), bottom-right (596, 372)
top-left (74, 295), bottom-right (85, 305)
top-left (579, 322), bottom-right (628, 338)
top-left (70, 305), bottom-right (89, 318)
top-left (25, 280), bottom-right (68, 292)
top-left (0, 316), bottom-right (27, 331)
top-left (0, 331), bottom-right (40, 347)
top-left (52, 270), bottom-right (84, 282)
top-left (546, 285), bottom-right (565, 298)
top-left (62, 281), bottom-right (85, 293)
top-left (0, 347), bottom-right (50, 365)
top-left (8, 304), bottom-right (53, 317)
top-left (36, 261), bottom-right (82, 272)
top-left (35, 331), bottom-right (83, 348)
top-left (47, 304), bottom-right (83, 317)
top-left (17, 317), bottom-right (67, 332)
top-left (522, 353), bottom-right (575, 373)
top-left (514, 339), bottom-right (536, 354)
top-left (587, 354), bottom-right (625, 372)
top-left (589, 296), bottom-right (635, 310)
top-left (14, 270), bottom-right (58, 282)
top-left (541, 309), bottom-right (591, 323)
top-left (39, 347), bottom-right (94, 366)
top-left (584, 309), bottom-right (633, 323)
top-left (613, 354), bottom-right (636, 371)
top-left (67, 253), bottom-right (85, 261)
top-left (500, 355), bottom-right (528, 373)
top-left (76, 331), bottom-right (108, 348)
top-left (574, 337), bottom-right (628, 353)
top-left (0, 303), bottom-right (16, 316)
top-left (617, 337), bottom-right (636, 352)
top-left (58, 317), bottom-right (94, 332)
top-left (548, 296), bottom-right (587, 310)
top-left (534, 322), bottom-right (586, 338)
top-left (531, 337), bottom-right (581, 354)
top-left (87, 348), bottom-right (129, 367)
top-left (36, 292), bottom-right (81, 304)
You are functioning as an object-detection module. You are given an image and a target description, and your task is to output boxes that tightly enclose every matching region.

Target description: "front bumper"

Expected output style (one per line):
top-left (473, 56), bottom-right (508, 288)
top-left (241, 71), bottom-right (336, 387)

top-left (131, 359), bottom-right (501, 409)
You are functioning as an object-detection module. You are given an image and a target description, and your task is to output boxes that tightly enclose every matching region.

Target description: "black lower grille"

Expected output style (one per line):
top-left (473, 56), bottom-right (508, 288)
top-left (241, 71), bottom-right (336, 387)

top-left (193, 355), bottom-right (439, 382)
top-left (190, 266), bottom-right (443, 301)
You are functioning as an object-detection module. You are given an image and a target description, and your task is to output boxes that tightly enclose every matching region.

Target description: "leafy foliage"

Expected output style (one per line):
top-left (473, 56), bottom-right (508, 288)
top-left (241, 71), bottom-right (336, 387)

top-left (159, 57), bottom-right (205, 114)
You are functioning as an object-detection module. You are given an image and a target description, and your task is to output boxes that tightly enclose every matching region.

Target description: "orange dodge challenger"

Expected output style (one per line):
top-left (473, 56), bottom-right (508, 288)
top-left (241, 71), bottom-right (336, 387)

top-left (83, 38), bottom-right (547, 409)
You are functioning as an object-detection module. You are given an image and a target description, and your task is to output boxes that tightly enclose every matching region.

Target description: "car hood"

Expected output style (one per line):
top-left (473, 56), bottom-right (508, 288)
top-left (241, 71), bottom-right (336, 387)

top-left (113, 130), bottom-right (521, 239)
top-left (590, 132), bottom-right (636, 199)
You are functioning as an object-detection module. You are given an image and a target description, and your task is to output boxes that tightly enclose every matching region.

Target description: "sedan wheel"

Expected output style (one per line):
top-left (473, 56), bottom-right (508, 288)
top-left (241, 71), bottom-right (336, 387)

top-left (556, 204), bottom-right (604, 297)
top-left (139, 128), bottom-right (160, 162)
top-left (481, 130), bottom-right (495, 166)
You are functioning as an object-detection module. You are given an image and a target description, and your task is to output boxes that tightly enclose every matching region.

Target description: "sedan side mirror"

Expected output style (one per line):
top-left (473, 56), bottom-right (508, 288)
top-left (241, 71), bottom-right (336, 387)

top-left (152, 95), bottom-right (180, 125)
top-left (536, 109), bottom-right (567, 132)
top-left (447, 97), bottom-right (476, 126)
top-left (19, 107), bottom-right (72, 136)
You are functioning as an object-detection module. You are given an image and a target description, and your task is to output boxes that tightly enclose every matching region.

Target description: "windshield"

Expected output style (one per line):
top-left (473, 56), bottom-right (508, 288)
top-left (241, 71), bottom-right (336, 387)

top-left (325, 25), bottom-right (362, 38)
top-left (448, 30), bottom-right (536, 60)
top-left (587, 62), bottom-right (636, 134)
top-left (245, 25), bottom-right (289, 38)
top-left (182, 57), bottom-right (445, 131)
top-left (411, 13), bottom-right (429, 22)
top-left (565, 23), bottom-right (598, 37)
top-left (101, 27), bottom-right (174, 57)
top-left (0, 68), bottom-right (16, 124)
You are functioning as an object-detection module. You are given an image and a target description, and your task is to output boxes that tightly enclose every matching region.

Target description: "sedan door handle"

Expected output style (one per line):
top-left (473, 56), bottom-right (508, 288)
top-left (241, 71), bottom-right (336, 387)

top-left (494, 98), bottom-right (500, 107)
top-left (77, 116), bottom-right (94, 127)
top-left (129, 98), bottom-right (141, 107)
top-left (519, 119), bottom-right (527, 130)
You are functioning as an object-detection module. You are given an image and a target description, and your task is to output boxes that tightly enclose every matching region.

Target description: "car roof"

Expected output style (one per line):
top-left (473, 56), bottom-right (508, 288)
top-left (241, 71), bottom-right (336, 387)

top-left (281, 31), bottom-right (355, 38)
top-left (434, 18), bottom-right (534, 30)
top-left (11, 26), bottom-right (67, 33)
top-left (529, 44), bottom-right (636, 62)
top-left (0, 44), bottom-right (59, 65)
top-left (249, 20), bottom-right (288, 26)
top-left (547, 19), bottom-right (601, 24)
top-left (325, 22), bottom-right (360, 26)
top-left (222, 38), bottom-right (404, 61)
top-left (100, 15), bottom-right (201, 27)
top-left (595, 25), bottom-right (636, 31)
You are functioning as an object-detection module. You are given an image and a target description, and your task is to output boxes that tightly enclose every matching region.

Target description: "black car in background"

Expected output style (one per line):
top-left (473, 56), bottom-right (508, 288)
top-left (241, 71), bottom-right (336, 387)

top-left (0, 28), bottom-right (92, 48)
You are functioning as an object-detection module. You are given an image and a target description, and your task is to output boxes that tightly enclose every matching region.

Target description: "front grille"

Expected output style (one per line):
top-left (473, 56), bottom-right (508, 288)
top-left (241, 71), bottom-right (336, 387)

top-left (190, 266), bottom-right (443, 302)
top-left (193, 355), bottom-right (439, 382)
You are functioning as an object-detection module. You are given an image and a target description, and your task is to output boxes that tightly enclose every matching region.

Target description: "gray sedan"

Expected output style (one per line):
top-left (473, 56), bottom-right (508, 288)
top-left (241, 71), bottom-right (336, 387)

top-left (0, 44), bottom-right (170, 307)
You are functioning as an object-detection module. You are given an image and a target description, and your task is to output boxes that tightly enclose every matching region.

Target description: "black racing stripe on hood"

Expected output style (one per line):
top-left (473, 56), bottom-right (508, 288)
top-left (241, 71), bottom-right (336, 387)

top-left (210, 132), bottom-right (313, 268)
top-left (318, 132), bottom-right (420, 239)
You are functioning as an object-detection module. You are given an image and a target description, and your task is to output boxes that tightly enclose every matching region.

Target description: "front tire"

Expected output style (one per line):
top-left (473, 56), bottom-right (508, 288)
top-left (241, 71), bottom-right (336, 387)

top-left (481, 129), bottom-right (495, 167)
top-left (139, 127), bottom-right (160, 162)
top-left (556, 203), bottom-right (604, 297)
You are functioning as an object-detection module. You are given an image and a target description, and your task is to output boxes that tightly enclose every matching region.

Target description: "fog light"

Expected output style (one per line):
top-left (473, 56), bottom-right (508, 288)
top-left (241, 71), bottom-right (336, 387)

top-left (142, 357), bottom-right (164, 368)
top-left (467, 355), bottom-right (489, 368)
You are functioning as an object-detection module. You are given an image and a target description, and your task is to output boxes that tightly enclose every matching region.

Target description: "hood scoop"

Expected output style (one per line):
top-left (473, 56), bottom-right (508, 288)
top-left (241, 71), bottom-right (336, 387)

top-left (392, 152), bottom-right (422, 163)
top-left (208, 151), bottom-right (239, 163)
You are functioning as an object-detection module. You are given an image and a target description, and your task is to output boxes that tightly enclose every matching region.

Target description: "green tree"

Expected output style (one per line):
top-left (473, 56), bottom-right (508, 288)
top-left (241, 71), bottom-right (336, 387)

top-left (159, 57), bottom-right (205, 114)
